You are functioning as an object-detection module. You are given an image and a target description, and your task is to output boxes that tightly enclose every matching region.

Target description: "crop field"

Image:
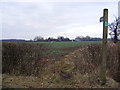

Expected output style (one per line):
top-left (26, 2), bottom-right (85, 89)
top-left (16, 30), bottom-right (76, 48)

top-left (30, 41), bottom-right (100, 59)
top-left (33, 41), bottom-right (99, 48)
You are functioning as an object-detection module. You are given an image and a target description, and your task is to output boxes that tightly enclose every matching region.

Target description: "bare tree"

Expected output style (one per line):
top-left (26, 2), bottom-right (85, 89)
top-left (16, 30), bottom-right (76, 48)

top-left (109, 17), bottom-right (120, 43)
top-left (34, 36), bottom-right (44, 41)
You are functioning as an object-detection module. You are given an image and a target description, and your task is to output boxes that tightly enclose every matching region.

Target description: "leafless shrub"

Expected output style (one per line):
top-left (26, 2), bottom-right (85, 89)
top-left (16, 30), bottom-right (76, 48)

top-left (2, 42), bottom-right (48, 76)
top-left (73, 43), bottom-right (119, 80)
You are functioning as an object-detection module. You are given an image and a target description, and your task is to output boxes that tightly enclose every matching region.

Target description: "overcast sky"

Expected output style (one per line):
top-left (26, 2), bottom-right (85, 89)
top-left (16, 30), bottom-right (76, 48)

top-left (0, 0), bottom-right (119, 40)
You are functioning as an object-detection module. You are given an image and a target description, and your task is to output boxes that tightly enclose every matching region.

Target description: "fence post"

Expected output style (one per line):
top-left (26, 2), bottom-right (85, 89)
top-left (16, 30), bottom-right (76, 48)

top-left (100, 9), bottom-right (108, 85)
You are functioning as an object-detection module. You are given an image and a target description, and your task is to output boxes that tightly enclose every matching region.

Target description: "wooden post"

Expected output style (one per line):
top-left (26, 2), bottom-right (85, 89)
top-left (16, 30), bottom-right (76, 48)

top-left (117, 2), bottom-right (120, 88)
top-left (117, 42), bottom-right (120, 88)
top-left (100, 9), bottom-right (108, 85)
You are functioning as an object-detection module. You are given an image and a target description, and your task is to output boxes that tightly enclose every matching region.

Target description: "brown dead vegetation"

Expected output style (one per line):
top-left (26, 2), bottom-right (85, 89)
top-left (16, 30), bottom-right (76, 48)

top-left (2, 42), bottom-right (120, 88)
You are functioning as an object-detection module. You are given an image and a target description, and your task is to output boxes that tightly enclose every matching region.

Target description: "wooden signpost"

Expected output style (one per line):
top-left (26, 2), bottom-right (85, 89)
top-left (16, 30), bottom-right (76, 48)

top-left (100, 2), bottom-right (120, 86)
top-left (117, 1), bottom-right (120, 88)
top-left (100, 9), bottom-right (108, 85)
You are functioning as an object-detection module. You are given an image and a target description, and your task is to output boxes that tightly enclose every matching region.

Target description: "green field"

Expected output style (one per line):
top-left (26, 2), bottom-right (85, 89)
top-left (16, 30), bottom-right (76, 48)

top-left (32, 41), bottom-right (100, 49)
top-left (31, 41), bottom-right (100, 59)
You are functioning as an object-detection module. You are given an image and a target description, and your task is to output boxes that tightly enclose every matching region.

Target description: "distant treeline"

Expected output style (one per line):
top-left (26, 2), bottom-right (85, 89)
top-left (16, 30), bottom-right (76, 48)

top-left (1, 36), bottom-right (103, 42)
top-left (1, 39), bottom-right (26, 42)
top-left (1, 36), bottom-right (114, 42)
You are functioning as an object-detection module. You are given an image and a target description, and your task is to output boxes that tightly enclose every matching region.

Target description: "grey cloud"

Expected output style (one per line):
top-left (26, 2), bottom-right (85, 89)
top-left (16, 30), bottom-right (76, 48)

top-left (1, 2), bottom-right (118, 39)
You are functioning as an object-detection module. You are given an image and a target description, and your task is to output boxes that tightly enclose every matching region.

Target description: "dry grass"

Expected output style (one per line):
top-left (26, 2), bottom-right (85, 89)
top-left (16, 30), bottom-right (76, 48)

top-left (39, 42), bottom-right (119, 88)
top-left (2, 42), bottom-right (120, 88)
top-left (2, 42), bottom-right (48, 76)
